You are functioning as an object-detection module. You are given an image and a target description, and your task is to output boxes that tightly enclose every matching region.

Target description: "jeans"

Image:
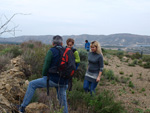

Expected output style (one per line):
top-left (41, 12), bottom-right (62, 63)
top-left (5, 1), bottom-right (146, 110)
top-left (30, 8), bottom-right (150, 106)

top-left (83, 80), bottom-right (98, 94)
top-left (21, 76), bottom-right (68, 113)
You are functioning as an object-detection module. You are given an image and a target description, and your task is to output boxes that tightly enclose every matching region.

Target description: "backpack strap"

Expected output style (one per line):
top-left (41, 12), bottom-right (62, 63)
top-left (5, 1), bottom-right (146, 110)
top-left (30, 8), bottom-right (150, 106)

top-left (47, 75), bottom-right (49, 96)
top-left (71, 47), bottom-right (76, 53)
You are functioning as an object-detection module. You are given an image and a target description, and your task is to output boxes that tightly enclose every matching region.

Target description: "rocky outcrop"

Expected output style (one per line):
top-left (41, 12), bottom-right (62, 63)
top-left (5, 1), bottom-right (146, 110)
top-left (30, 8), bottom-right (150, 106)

top-left (0, 56), bottom-right (48, 113)
top-left (25, 102), bottom-right (49, 113)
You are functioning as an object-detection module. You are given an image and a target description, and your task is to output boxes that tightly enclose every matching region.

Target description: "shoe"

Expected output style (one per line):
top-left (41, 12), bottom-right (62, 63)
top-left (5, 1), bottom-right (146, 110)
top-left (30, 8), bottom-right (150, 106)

top-left (16, 105), bottom-right (26, 113)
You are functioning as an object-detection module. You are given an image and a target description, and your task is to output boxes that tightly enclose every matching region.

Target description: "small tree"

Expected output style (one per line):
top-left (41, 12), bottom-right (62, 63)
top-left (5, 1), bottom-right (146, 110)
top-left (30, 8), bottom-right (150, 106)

top-left (0, 13), bottom-right (30, 36)
top-left (0, 14), bottom-right (19, 36)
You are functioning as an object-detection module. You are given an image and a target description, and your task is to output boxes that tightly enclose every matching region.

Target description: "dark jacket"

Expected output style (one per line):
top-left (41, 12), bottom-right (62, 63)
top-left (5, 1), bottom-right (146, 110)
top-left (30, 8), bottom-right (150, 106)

top-left (42, 46), bottom-right (68, 85)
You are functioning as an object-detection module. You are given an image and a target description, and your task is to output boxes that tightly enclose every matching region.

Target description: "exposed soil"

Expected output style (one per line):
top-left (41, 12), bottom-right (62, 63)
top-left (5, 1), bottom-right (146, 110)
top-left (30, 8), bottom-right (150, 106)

top-left (98, 56), bottom-right (150, 112)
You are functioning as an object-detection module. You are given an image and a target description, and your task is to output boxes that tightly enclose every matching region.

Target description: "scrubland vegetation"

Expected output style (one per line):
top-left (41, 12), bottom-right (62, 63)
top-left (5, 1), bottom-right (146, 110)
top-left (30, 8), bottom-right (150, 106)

top-left (0, 41), bottom-right (150, 113)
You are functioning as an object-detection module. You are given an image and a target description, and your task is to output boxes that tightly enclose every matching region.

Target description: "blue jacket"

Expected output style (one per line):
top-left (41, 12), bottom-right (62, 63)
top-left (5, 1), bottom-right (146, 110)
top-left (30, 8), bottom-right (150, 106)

top-left (85, 42), bottom-right (90, 51)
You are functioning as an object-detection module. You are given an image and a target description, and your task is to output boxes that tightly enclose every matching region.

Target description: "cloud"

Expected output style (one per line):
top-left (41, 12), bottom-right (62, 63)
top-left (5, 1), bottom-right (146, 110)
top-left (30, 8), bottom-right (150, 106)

top-left (0, 0), bottom-right (150, 37)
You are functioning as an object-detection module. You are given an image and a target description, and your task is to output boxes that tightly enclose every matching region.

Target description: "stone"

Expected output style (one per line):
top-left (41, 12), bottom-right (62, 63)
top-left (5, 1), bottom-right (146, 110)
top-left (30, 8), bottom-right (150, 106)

top-left (26, 102), bottom-right (49, 113)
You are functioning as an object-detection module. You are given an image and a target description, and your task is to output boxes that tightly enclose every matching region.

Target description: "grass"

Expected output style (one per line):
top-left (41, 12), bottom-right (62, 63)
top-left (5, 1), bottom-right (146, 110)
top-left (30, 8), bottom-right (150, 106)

top-left (102, 69), bottom-right (115, 80)
top-left (120, 76), bottom-right (130, 83)
top-left (120, 71), bottom-right (124, 75)
top-left (68, 78), bottom-right (126, 113)
top-left (141, 88), bottom-right (146, 92)
top-left (128, 81), bottom-right (135, 88)
top-left (129, 73), bottom-right (133, 77)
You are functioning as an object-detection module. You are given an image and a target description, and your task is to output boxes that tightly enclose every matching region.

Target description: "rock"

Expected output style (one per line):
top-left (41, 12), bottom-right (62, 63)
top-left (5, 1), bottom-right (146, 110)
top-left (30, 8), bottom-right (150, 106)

top-left (0, 56), bottom-right (32, 112)
top-left (5, 84), bottom-right (12, 92)
top-left (26, 102), bottom-right (49, 113)
top-left (0, 94), bottom-right (11, 113)
top-left (24, 80), bottom-right (29, 88)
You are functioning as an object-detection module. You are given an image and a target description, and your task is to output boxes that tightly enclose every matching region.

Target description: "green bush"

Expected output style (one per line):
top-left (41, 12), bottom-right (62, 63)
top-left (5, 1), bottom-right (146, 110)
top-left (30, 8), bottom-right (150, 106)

top-left (138, 60), bottom-right (143, 64)
top-left (133, 59), bottom-right (138, 65)
top-left (68, 78), bottom-right (85, 109)
top-left (104, 49), bottom-right (121, 56)
top-left (141, 88), bottom-right (146, 92)
top-left (104, 60), bottom-right (109, 65)
top-left (78, 49), bottom-right (88, 62)
top-left (131, 100), bottom-right (139, 105)
top-left (0, 45), bottom-right (5, 51)
top-left (128, 63), bottom-right (135, 67)
top-left (129, 73), bottom-right (133, 77)
top-left (101, 48), bottom-right (106, 55)
top-left (143, 62), bottom-right (150, 68)
top-left (0, 53), bottom-right (13, 72)
top-left (0, 47), bottom-right (11, 55)
top-left (120, 71), bottom-right (124, 75)
top-left (142, 55), bottom-right (150, 62)
top-left (21, 40), bottom-right (43, 49)
top-left (145, 109), bottom-right (150, 113)
top-left (10, 46), bottom-right (22, 57)
top-left (128, 81), bottom-right (134, 88)
top-left (117, 51), bottom-right (124, 56)
top-left (87, 90), bottom-right (125, 113)
top-left (135, 108), bottom-right (144, 113)
top-left (117, 51), bottom-right (124, 59)
top-left (0, 46), bottom-right (22, 58)
top-left (22, 46), bottom-right (49, 76)
top-left (130, 52), bottom-right (142, 59)
top-left (74, 49), bottom-right (88, 80)
top-left (27, 44), bottom-right (34, 49)
top-left (28, 74), bottom-right (42, 81)
top-left (68, 79), bottom-right (126, 113)
top-left (120, 76), bottom-right (130, 83)
top-left (102, 69), bottom-right (115, 80)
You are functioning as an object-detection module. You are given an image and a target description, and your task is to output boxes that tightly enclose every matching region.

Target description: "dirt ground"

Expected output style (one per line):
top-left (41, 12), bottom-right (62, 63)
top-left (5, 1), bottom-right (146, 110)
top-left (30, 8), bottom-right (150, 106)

top-left (98, 56), bottom-right (150, 112)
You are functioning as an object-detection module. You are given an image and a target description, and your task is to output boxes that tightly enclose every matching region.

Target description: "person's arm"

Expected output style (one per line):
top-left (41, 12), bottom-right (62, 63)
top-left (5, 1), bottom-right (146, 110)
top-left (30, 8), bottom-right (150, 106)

top-left (96, 72), bottom-right (102, 82)
top-left (88, 42), bottom-right (90, 46)
top-left (96, 55), bottom-right (104, 82)
top-left (74, 50), bottom-right (80, 63)
top-left (42, 50), bottom-right (53, 76)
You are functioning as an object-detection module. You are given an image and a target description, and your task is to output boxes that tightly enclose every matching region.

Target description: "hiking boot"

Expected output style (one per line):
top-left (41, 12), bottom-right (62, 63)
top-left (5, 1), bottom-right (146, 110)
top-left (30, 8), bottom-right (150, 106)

top-left (16, 105), bottom-right (26, 113)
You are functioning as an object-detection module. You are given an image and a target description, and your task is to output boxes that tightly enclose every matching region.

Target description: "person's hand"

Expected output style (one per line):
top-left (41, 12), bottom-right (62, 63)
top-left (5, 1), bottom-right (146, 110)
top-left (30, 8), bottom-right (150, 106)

top-left (96, 76), bottom-right (101, 82)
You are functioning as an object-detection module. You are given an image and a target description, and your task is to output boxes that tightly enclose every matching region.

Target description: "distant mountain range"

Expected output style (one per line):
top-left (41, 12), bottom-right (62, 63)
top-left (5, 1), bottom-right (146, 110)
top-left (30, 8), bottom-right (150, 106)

top-left (0, 33), bottom-right (150, 47)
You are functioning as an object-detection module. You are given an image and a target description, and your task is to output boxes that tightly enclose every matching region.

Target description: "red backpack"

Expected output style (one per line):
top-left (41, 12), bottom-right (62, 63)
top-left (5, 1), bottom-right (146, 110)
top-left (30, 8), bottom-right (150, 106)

top-left (49, 46), bottom-right (76, 79)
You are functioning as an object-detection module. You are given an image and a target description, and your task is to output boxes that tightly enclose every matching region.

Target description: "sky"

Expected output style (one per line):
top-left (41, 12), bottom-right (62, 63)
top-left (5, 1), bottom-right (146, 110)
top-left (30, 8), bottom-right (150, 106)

top-left (0, 0), bottom-right (150, 37)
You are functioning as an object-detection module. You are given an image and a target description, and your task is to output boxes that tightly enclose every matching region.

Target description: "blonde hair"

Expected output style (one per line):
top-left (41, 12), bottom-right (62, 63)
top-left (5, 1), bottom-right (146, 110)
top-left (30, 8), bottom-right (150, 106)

top-left (90, 41), bottom-right (103, 55)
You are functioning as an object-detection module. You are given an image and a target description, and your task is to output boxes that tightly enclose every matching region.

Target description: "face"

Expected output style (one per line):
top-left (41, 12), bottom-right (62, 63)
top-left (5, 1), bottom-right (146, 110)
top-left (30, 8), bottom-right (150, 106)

top-left (67, 42), bottom-right (74, 48)
top-left (91, 46), bottom-right (97, 52)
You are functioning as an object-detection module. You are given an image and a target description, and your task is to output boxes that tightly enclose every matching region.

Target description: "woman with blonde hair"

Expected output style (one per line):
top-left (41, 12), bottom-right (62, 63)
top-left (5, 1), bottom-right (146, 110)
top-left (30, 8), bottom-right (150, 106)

top-left (83, 41), bottom-right (104, 94)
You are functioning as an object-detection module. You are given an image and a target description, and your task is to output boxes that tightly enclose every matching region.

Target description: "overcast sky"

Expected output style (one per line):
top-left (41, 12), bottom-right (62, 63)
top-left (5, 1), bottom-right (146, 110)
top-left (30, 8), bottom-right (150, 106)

top-left (0, 0), bottom-right (150, 37)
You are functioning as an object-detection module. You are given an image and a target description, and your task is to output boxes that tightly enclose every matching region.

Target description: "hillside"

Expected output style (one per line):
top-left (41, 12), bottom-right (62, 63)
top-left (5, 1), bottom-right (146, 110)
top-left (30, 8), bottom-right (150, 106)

top-left (102, 56), bottom-right (150, 112)
top-left (0, 33), bottom-right (150, 46)
top-left (0, 43), bottom-right (150, 113)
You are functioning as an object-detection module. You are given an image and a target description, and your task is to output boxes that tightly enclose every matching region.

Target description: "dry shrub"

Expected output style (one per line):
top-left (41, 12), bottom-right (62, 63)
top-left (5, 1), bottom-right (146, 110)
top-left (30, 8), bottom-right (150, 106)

top-left (0, 53), bottom-right (13, 72)
top-left (30, 88), bottom-right (63, 113)
top-left (21, 40), bottom-right (43, 49)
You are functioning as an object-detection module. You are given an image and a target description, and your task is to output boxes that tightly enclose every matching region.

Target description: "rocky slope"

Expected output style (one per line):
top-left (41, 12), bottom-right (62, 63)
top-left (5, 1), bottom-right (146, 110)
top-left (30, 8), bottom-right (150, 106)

top-left (0, 57), bottom-right (48, 113)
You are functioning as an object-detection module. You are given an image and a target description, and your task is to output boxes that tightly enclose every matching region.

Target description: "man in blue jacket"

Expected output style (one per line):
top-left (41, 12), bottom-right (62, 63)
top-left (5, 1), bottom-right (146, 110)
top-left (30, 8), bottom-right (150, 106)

top-left (19, 35), bottom-right (69, 113)
top-left (85, 40), bottom-right (90, 51)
